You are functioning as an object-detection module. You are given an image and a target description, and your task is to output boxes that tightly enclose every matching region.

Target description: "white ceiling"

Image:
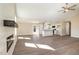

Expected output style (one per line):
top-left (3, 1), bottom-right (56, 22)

top-left (16, 3), bottom-right (79, 23)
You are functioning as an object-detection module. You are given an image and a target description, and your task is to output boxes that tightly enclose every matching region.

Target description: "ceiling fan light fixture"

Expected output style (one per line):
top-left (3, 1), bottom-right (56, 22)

top-left (65, 9), bottom-right (69, 12)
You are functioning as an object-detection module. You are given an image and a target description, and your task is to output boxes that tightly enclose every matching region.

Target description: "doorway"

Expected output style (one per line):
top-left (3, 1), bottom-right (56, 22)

top-left (66, 21), bottom-right (71, 36)
top-left (32, 25), bottom-right (40, 35)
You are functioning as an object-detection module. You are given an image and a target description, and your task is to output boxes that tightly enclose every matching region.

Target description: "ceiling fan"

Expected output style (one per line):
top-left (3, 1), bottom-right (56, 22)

top-left (58, 3), bottom-right (77, 13)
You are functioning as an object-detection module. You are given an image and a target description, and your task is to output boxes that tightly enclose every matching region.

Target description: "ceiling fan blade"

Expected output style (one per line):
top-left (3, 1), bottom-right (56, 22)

top-left (69, 9), bottom-right (75, 10)
top-left (70, 4), bottom-right (77, 8)
top-left (62, 7), bottom-right (65, 9)
top-left (57, 10), bottom-right (64, 12)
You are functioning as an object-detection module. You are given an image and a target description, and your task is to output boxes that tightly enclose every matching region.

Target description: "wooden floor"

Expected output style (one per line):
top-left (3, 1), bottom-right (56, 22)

top-left (13, 35), bottom-right (79, 55)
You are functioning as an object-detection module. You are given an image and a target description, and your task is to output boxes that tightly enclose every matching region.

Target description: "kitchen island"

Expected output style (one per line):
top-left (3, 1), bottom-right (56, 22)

top-left (42, 29), bottom-right (53, 36)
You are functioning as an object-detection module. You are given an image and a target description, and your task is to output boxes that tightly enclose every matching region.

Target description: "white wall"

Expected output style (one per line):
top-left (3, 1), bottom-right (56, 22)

top-left (0, 3), bottom-right (15, 19)
top-left (70, 15), bottom-right (79, 38)
top-left (17, 22), bottom-right (33, 35)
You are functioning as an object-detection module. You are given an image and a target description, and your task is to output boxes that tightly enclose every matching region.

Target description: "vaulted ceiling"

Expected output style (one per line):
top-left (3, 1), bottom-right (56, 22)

top-left (16, 3), bottom-right (79, 23)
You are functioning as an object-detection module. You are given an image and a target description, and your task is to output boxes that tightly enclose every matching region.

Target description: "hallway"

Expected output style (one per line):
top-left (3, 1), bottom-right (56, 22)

top-left (13, 35), bottom-right (79, 55)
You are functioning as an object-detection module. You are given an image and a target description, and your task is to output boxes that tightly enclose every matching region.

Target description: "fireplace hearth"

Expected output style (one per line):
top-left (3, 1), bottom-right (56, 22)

top-left (7, 34), bottom-right (14, 52)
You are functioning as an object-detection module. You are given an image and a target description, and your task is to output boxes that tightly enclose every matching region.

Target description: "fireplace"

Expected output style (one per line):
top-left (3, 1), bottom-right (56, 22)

top-left (7, 34), bottom-right (14, 52)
